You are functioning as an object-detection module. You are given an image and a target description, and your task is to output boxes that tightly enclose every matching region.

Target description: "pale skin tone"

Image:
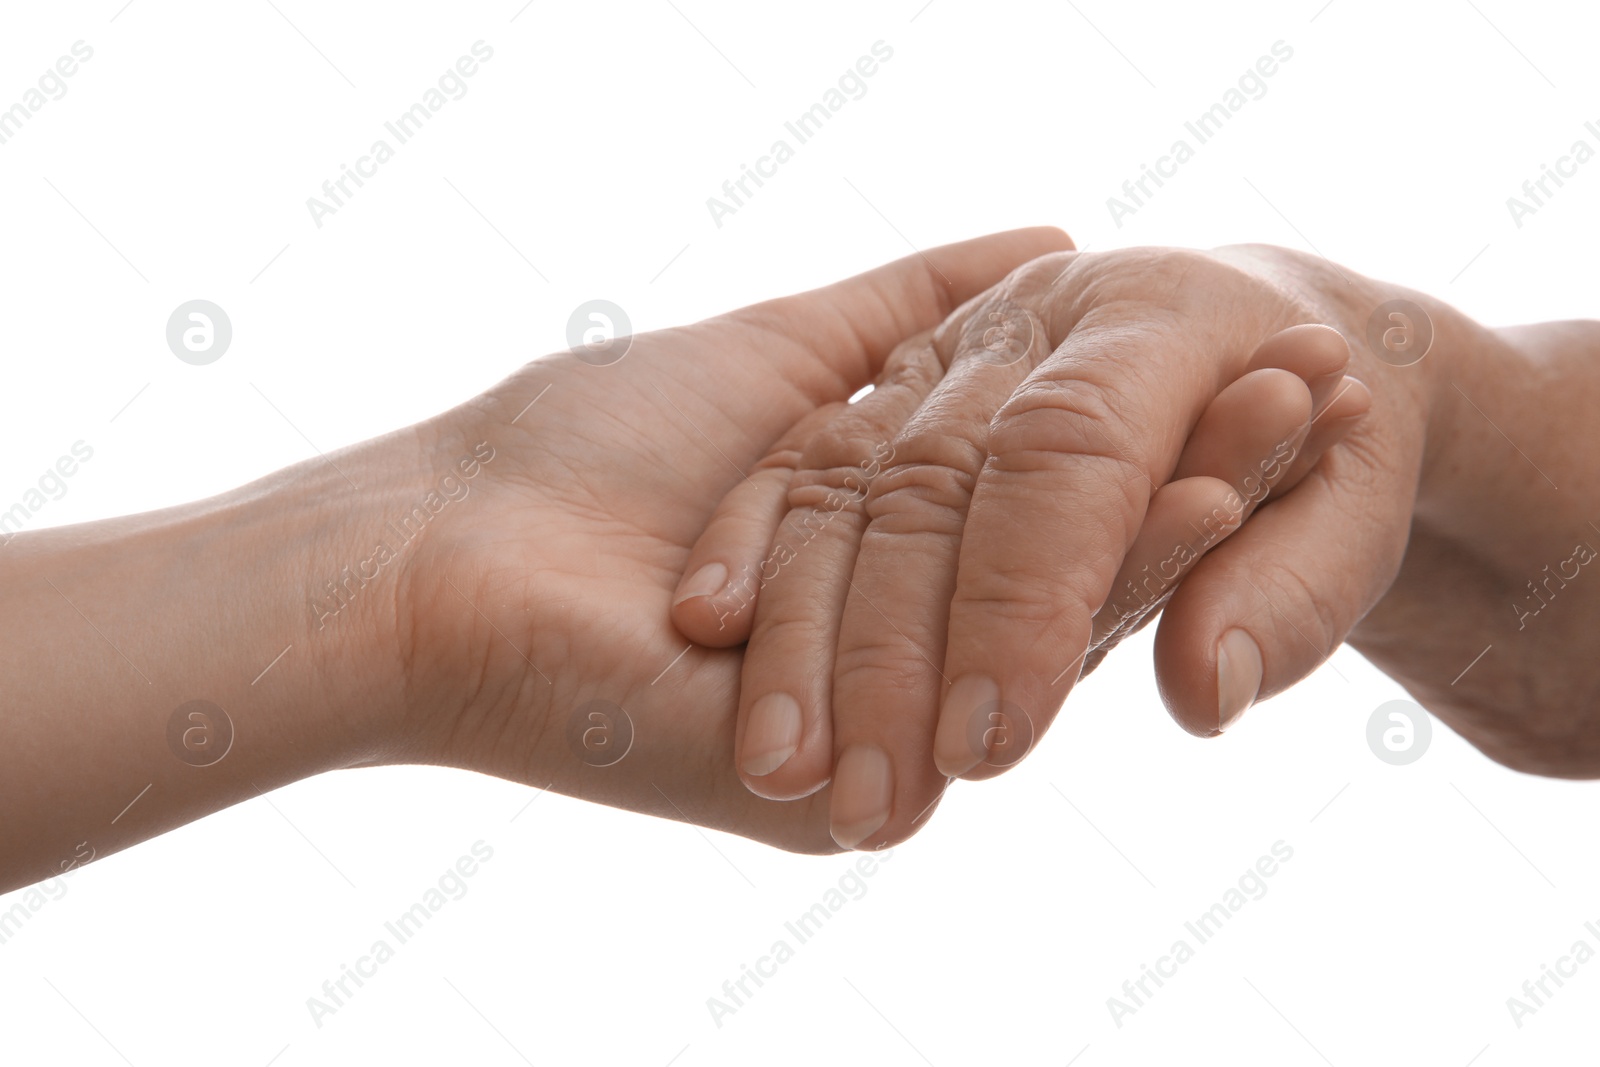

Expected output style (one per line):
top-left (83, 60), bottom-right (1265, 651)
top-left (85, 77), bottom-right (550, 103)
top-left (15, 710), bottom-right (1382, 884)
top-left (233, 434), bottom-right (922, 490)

top-left (2, 230), bottom-right (1595, 891)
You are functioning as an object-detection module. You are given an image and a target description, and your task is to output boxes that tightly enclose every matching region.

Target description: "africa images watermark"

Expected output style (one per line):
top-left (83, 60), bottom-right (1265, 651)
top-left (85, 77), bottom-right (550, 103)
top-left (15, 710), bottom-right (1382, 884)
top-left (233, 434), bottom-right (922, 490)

top-left (1504, 918), bottom-right (1600, 1029)
top-left (1107, 840), bottom-right (1295, 1028)
top-left (1100, 436), bottom-right (1297, 630)
top-left (0, 440), bottom-right (94, 546)
top-left (1367, 699), bottom-right (1432, 766)
top-left (706, 849), bottom-right (894, 1028)
top-left (705, 40), bottom-right (895, 229)
top-left (0, 40), bottom-right (94, 148)
top-left (711, 440), bottom-right (895, 631)
top-left (0, 840), bottom-right (97, 947)
top-left (1106, 40), bottom-right (1295, 229)
top-left (1506, 118), bottom-right (1600, 229)
top-left (1513, 535), bottom-right (1596, 630)
top-left (309, 441), bottom-right (496, 629)
top-left (305, 840), bottom-right (495, 1028)
top-left (305, 41), bottom-right (495, 229)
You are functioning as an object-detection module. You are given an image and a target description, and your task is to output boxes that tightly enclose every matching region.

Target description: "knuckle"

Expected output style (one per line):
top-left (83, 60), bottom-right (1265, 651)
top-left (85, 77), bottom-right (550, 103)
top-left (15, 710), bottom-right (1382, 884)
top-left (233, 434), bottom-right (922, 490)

top-left (1213, 242), bottom-right (1332, 283)
top-left (750, 444), bottom-right (805, 476)
top-left (1141, 246), bottom-right (1238, 286)
top-left (833, 639), bottom-right (935, 698)
top-left (1066, 247), bottom-right (1220, 303)
top-left (863, 433), bottom-right (986, 535)
top-left (878, 334), bottom-right (943, 387)
top-left (785, 467), bottom-right (873, 518)
top-left (1051, 248), bottom-right (1298, 345)
top-left (994, 251), bottom-right (1080, 310)
top-left (955, 567), bottom-right (1081, 630)
top-left (789, 429), bottom-right (896, 516)
top-left (953, 301), bottom-right (1045, 368)
top-left (863, 466), bottom-right (972, 536)
top-left (989, 376), bottom-right (1144, 478)
top-left (935, 274), bottom-right (1059, 368)
top-left (749, 604), bottom-right (837, 653)
top-left (932, 290), bottom-right (998, 358)
top-left (798, 428), bottom-right (891, 474)
top-left (767, 495), bottom-right (864, 581)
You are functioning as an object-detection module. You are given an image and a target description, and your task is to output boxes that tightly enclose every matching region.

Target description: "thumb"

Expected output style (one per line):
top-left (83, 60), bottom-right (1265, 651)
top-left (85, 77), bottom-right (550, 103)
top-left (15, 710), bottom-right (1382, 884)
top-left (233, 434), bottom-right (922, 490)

top-left (1152, 440), bottom-right (1413, 735)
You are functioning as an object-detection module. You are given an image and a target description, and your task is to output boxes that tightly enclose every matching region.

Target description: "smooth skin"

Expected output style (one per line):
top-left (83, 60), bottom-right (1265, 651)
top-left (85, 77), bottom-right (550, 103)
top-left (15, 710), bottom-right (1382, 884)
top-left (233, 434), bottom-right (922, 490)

top-left (675, 243), bottom-right (1600, 850)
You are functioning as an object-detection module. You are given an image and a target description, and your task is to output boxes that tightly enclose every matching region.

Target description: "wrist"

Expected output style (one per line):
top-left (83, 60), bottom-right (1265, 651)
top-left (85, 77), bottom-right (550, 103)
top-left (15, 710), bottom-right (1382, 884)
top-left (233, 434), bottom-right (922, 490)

top-left (0, 453), bottom-right (416, 888)
top-left (134, 425), bottom-right (452, 776)
top-left (1409, 304), bottom-right (1534, 525)
top-left (219, 459), bottom-right (414, 770)
top-left (135, 451), bottom-right (422, 775)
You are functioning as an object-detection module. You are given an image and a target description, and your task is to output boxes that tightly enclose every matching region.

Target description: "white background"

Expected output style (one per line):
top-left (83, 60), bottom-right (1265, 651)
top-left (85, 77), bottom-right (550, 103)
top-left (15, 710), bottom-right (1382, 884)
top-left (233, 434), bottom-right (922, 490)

top-left (1, 1), bottom-right (1597, 1064)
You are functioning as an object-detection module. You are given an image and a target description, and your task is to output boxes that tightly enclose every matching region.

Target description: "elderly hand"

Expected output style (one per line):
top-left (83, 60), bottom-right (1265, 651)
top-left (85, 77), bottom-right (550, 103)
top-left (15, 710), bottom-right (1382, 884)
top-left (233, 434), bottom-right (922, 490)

top-left (669, 244), bottom-right (1463, 849)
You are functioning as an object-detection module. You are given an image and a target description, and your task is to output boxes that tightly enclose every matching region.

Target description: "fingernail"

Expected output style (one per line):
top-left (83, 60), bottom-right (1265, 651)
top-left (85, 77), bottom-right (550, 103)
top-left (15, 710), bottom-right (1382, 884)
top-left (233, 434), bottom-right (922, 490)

top-left (1216, 629), bottom-right (1262, 732)
top-left (935, 675), bottom-right (998, 777)
top-left (1313, 375), bottom-right (1372, 424)
top-left (741, 692), bottom-right (802, 778)
top-left (830, 744), bottom-right (892, 850)
top-left (673, 561), bottom-right (727, 607)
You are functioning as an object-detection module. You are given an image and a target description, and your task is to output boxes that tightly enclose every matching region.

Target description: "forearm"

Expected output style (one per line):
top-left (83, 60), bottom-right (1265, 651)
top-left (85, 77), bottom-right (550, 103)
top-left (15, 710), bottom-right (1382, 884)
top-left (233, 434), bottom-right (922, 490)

top-left (0, 447), bottom-right (414, 891)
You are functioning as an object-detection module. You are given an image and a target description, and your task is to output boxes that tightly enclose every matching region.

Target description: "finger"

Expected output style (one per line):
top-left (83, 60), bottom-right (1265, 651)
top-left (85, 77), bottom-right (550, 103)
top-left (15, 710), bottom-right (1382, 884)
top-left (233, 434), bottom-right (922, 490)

top-left (1085, 476), bottom-right (1243, 651)
top-left (1170, 367), bottom-right (1312, 489)
top-left (671, 330), bottom-right (950, 647)
top-left (1153, 437), bottom-right (1411, 736)
top-left (670, 402), bottom-right (845, 647)
top-left (825, 303), bottom-right (1052, 848)
top-left (1245, 323), bottom-right (1351, 416)
top-left (1091, 371), bottom-right (1368, 652)
top-left (1275, 375), bottom-right (1371, 492)
top-left (670, 229), bottom-right (1077, 645)
top-left (751, 227), bottom-right (1076, 398)
top-left (946, 371), bottom-right (1312, 780)
top-left (1237, 323), bottom-right (1364, 495)
top-left (733, 338), bottom-right (947, 800)
top-left (934, 250), bottom-right (1294, 778)
top-left (632, 229), bottom-right (1077, 519)
top-left (1054, 374), bottom-right (1366, 708)
top-left (935, 475), bottom-right (1246, 776)
top-left (954, 328), bottom-right (1366, 733)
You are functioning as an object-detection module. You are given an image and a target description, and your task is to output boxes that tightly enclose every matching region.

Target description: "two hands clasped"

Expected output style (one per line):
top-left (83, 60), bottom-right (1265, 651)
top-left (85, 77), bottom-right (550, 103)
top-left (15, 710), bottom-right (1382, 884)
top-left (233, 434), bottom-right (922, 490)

top-left (12, 226), bottom-right (1600, 891)
top-left (396, 227), bottom-right (1600, 856)
top-left (664, 241), bottom-right (1373, 849)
